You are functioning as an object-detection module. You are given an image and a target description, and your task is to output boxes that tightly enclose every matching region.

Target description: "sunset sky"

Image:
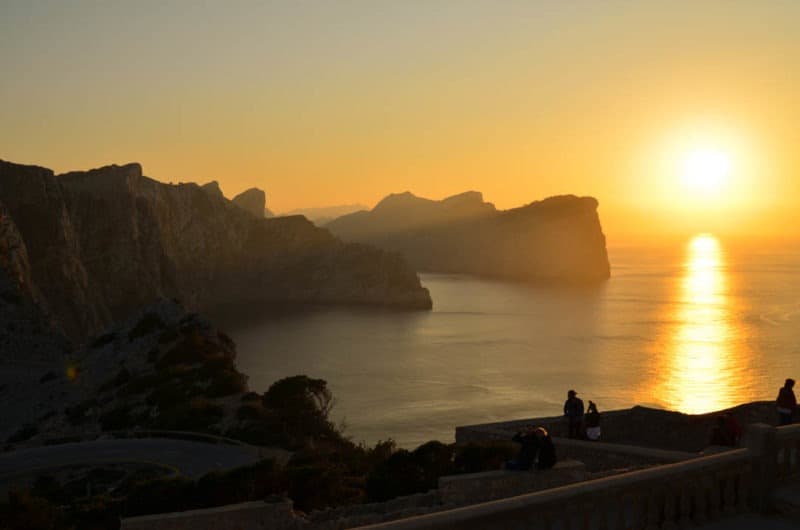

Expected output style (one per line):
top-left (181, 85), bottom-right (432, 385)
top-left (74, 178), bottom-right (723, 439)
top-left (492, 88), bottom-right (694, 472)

top-left (2, 1), bottom-right (798, 240)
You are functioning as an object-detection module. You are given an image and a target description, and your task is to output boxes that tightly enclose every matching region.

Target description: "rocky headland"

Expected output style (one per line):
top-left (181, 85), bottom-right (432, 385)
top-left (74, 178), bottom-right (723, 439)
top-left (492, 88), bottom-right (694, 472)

top-left (0, 160), bottom-right (431, 341)
top-left (326, 191), bottom-right (611, 282)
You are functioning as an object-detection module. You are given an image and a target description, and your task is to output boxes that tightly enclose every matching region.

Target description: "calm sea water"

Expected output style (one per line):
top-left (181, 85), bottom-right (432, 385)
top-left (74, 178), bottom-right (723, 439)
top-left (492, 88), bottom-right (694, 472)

top-left (228, 235), bottom-right (800, 448)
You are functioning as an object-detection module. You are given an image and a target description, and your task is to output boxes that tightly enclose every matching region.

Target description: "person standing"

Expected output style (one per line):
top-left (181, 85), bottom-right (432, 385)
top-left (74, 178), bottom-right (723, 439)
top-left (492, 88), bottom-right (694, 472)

top-left (776, 378), bottom-right (797, 426)
top-left (563, 389), bottom-right (585, 439)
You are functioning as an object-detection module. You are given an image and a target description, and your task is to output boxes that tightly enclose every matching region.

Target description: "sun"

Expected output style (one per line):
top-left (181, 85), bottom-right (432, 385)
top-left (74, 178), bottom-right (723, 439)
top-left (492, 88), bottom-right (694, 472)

top-left (681, 148), bottom-right (731, 194)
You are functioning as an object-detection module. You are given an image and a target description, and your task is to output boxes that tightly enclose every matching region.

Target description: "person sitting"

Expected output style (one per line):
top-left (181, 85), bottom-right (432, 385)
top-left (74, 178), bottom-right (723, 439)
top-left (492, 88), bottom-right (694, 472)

top-left (506, 426), bottom-right (557, 471)
top-left (709, 415), bottom-right (736, 447)
top-left (723, 413), bottom-right (742, 445)
top-left (777, 378), bottom-right (797, 426)
top-left (585, 400), bottom-right (602, 441)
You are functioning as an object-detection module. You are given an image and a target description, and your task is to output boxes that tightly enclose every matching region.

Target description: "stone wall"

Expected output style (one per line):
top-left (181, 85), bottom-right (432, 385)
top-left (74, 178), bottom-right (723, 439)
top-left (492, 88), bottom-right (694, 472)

top-left (456, 402), bottom-right (777, 452)
top-left (122, 500), bottom-right (305, 530)
top-left (437, 460), bottom-right (586, 505)
top-left (121, 460), bottom-right (588, 529)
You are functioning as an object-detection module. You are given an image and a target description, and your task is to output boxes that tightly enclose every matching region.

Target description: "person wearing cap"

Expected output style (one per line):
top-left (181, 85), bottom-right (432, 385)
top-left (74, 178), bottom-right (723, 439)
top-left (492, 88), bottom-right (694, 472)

top-left (563, 389), bottom-right (585, 439)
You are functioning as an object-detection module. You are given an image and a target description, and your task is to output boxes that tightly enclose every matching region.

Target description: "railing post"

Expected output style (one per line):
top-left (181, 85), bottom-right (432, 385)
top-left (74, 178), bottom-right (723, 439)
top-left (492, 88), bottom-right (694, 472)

top-left (743, 422), bottom-right (777, 512)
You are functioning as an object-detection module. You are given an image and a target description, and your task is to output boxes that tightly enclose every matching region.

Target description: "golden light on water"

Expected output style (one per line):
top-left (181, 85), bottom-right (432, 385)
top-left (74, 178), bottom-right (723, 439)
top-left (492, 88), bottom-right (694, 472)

top-left (647, 234), bottom-right (753, 414)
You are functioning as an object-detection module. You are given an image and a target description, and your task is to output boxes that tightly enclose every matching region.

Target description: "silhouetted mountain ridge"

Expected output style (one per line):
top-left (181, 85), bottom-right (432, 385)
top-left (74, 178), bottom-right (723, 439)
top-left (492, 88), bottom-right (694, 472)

top-left (0, 160), bottom-right (431, 341)
top-left (326, 191), bottom-right (610, 282)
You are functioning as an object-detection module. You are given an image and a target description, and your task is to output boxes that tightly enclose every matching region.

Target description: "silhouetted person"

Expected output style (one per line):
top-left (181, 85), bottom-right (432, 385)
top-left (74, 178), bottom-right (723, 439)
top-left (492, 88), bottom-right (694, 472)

top-left (777, 378), bottom-right (797, 426)
top-left (724, 413), bottom-right (742, 445)
top-left (506, 426), bottom-right (556, 470)
top-left (585, 400), bottom-right (601, 441)
top-left (709, 415), bottom-right (736, 447)
top-left (563, 389), bottom-right (584, 439)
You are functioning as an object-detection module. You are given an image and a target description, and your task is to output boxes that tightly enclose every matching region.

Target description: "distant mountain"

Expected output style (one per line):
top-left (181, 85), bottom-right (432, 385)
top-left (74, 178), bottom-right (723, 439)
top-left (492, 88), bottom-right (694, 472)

top-left (232, 187), bottom-right (267, 218)
top-left (281, 204), bottom-right (368, 226)
top-left (0, 160), bottom-right (431, 340)
top-left (204, 181), bottom-right (274, 217)
top-left (326, 191), bottom-right (610, 282)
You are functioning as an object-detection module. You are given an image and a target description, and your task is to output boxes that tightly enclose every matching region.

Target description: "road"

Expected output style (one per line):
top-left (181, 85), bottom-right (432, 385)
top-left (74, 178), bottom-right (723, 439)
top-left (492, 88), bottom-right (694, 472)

top-left (0, 438), bottom-right (265, 482)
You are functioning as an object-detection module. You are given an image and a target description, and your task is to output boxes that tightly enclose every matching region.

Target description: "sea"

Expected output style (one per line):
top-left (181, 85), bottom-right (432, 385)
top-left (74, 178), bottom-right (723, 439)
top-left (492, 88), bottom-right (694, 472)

top-left (226, 234), bottom-right (800, 448)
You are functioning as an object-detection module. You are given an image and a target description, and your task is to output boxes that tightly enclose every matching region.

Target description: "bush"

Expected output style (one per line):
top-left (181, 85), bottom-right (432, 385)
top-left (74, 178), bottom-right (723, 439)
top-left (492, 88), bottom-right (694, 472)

top-left (124, 476), bottom-right (194, 516)
top-left (0, 490), bottom-right (63, 530)
top-left (1, 290), bottom-right (22, 306)
top-left (151, 398), bottom-right (224, 432)
top-left (236, 404), bottom-right (265, 421)
top-left (39, 371), bottom-right (58, 383)
top-left (99, 368), bottom-right (131, 393)
top-left (366, 441), bottom-right (454, 502)
top-left (128, 312), bottom-right (165, 341)
top-left (90, 332), bottom-right (116, 349)
top-left (6, 424), bottom-right (38, 444)
top-left (156, 330), bottom-right (222, 367)
top-left (99, 405), bottom-right (132, 431)
top-left (453, 440), bottom-right (516, 474)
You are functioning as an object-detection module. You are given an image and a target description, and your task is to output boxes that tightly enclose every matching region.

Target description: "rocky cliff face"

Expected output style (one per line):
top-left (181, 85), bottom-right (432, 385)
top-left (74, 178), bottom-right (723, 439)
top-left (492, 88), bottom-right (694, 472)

top-left (232, 187), bottom-right (267, 218)
top-left (0, 160), bottom-right (431, 340)
top-left (327, 192), bottom-right (611, 282)
top-left (0, 199), bottom-right (68, 362)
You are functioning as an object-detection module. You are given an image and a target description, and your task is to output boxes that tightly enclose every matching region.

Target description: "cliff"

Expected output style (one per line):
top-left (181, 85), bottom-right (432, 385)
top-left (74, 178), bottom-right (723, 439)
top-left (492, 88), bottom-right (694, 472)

top-left (0, 160), bottom-right (431, 340)
top-left (326, 192), bottom-right (611, 282)
top-left (281, 203), bottom-right (369, 226)
top-left (0, 199), bottom-right (69, 362)
top-left (232, 187), bottom-right (268, 218)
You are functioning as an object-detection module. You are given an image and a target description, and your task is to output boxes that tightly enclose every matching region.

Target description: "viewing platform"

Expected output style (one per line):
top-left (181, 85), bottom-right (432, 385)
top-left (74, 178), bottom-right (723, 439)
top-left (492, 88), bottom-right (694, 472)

top-left (122, 408), bottom-right (800, 530)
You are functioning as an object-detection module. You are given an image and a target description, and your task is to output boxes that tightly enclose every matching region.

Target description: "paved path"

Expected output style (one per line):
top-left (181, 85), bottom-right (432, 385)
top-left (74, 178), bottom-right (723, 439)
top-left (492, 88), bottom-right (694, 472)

top-left (0, 438), bottom-right (262, 482)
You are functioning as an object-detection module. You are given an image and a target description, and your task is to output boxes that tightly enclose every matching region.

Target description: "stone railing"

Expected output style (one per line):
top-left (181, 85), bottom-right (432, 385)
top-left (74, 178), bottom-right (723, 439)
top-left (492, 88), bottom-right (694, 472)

top-left (775, 423), bottom-right (800, 482)
top-left (353, 448), bottom-right (751, 530)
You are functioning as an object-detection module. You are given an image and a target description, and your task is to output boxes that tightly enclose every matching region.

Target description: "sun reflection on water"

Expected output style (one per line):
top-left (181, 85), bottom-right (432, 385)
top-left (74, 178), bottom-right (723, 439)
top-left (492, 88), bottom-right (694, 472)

top-left (649, 233), bottom-right (750, 414)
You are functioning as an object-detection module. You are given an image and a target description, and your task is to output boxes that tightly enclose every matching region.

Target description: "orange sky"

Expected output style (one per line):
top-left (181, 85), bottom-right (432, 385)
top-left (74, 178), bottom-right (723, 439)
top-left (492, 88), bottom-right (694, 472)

top-left (1, 2), bottom-right (798, 241)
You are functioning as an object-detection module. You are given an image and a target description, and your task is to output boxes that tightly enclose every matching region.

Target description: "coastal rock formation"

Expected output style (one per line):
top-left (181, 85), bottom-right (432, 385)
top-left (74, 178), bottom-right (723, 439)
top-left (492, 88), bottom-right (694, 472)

top-left (0, 200), bottom-right (69, 363)
top-left (281, 203), bottom-right (369, 226)
top-left (0, 160), bottom-right (431, 340)
top-left (232, 187), bottom-right (268, 218)
top-left (326, 192), bottom-right (611, 282)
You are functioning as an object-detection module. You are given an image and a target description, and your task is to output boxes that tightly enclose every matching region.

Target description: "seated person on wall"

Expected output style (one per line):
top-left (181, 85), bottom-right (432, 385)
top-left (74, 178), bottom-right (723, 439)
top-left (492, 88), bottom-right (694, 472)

top-left (708, 415), bottom-right (736, 447)
top-left (708, 414), bottom-right (742, 447)
top-left (506, 426), bottom-right (557, 471)
top-left (585, 400), bottom-right (601, 441)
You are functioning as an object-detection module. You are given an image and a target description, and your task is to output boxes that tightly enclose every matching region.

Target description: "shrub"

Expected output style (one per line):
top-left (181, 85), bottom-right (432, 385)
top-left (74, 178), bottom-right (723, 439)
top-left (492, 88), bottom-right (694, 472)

top-left (99, 405), bottom-right (132, 431)
top-left (1, 290), bottom-right (22, 306)
top-left (39, 371), bottom-right (58, 383)
top-left (151, 399), bottom-right (224, 432)
top-left (99, 368), bottom-right (131, 393)
top-left (6, 424), bottom-right (38, 444)
top-left (366, 441), bottom-right (454, 502)
top-left (453, 440), bottom-right (516, 474)
top-left (0, 490), bottom-right (63, 530)
top-left (90, 332), bottom-right (116, 349)
top-left (124, 476), bottom-right (194, 517)
top-left (128, 312), bottom-right (165, 342)
top-left (236, 404), bottom-right (265, 421)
